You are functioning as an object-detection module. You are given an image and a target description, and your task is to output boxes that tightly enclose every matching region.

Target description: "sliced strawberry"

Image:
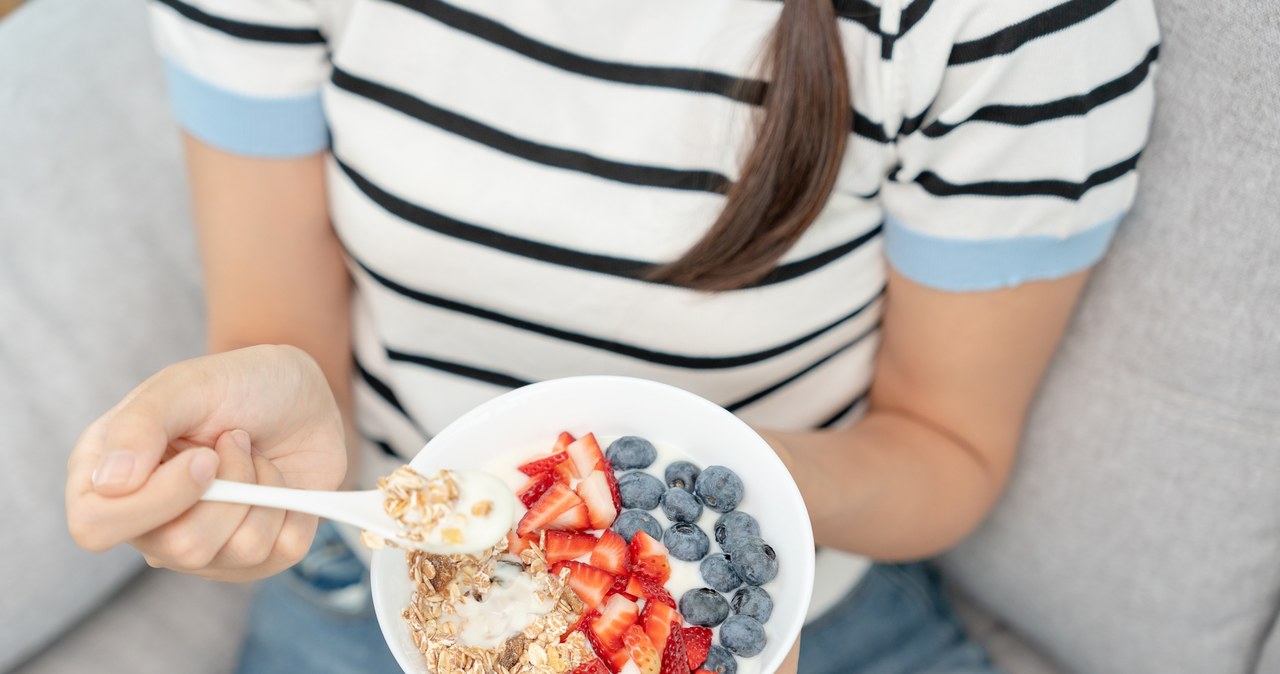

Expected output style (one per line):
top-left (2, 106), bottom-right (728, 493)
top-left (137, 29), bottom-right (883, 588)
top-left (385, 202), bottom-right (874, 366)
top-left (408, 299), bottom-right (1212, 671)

top-left (570, 659), bottom-right (610, 674)
top-left (683, 627), bottom-right (712, 671)
top-left (607, 647), bottom-right (631, 673)
top-left (695, 671), bottom-right (717, 674)
top-left (517, 482), bottom-right (583, 536)
top-left (629, 531), bottom-right (671, 583)
top-left (548, 502), bottom-right (592, 532)
top-left (554, 459), bottom-right (577, 483)
top-left (561, 608), bottom-right (598, 643)
top-left (585, 624), bottom-right (619, 672)
top-left (577, 470), bottom-right (619, 530)
top-left (591, 529), bottom-right (631, 576)
top-left (561, 561), bottom-right (616, 610)
top-left (519, 451), bottom-right (569, 477)
top-left (641, 600), bottom-right (680, 653)
top-left (545, 531), bottom-right (597, 564)
top-left (567, 433), bottom-right (606, 478)
top-left (633, 572), bottom-right (676, 608)
top-left (600, 458), bottom-right (623, 511)
top-left (624, 574), bottom-right (646, 598)
top-left (623, 624), bottom-right (661, 674)
top-left (552, 431), bottom-right (576, 454)
top-left (658, 620), bottom-right (689, 674)
top-left (506, 529), bottom-right (539, 555)
top-left (517, 471), bottom-right (558, 508)
top-left (591, 594), bottom-right (639, 654)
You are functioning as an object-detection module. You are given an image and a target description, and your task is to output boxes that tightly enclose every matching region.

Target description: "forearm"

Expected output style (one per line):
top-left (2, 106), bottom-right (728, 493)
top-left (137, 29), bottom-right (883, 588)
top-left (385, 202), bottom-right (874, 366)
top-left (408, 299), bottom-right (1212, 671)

top-left (761, 408), bottom-right (1004, 561)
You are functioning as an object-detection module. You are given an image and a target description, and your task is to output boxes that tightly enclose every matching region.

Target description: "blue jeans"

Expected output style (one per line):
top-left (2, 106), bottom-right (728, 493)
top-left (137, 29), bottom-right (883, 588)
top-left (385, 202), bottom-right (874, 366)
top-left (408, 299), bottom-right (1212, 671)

top-left (237, 524), bottom-right (999, 673)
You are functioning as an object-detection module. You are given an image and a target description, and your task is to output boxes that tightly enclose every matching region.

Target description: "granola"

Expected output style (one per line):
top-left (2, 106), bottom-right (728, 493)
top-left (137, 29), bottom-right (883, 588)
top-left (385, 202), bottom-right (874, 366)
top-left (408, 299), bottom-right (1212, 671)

top-left (364, 466), bottom-right (462, 549)
top-left (401, 539), bottom-right (594, 674)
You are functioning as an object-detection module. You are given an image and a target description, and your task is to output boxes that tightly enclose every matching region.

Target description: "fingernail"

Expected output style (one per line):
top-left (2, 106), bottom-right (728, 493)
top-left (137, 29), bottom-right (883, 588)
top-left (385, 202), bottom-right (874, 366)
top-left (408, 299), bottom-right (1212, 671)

top-left (230, 429), bottom-right (252, 453)
top-left (190, 451), bottom-right (218, 484)
top-left (92, 451), bottom-right (135, 488)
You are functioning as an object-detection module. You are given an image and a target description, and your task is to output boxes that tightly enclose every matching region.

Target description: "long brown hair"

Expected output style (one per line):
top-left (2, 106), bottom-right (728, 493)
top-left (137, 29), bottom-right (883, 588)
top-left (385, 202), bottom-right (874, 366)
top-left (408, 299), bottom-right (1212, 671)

top-left (648, 0), bottom-right (850, 291)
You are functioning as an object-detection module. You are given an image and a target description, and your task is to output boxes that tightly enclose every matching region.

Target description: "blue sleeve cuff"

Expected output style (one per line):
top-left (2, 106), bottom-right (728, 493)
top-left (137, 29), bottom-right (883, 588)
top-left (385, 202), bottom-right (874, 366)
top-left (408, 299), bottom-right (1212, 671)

top-left (884, 213), bottom-right (1122, 291)
top-left (162, 60), bottom-right (328, 158)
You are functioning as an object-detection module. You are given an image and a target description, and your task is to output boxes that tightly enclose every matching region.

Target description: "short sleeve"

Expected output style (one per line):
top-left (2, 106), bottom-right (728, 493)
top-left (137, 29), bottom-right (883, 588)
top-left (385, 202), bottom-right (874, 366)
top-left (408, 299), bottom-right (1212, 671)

top-left (148, 0), bottom-right (330, 157)
top-left (880, 0), bottom-right (1160, 291)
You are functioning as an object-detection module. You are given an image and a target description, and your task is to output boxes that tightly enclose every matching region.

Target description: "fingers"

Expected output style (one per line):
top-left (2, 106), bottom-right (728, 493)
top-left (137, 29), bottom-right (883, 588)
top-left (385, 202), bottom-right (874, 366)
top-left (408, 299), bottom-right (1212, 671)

top-left (132, 431), bottom-right (255, 571)
top-left (66, 446), bottom-right (220, 552)
top-left (208, 453), bottom-right (289, 569)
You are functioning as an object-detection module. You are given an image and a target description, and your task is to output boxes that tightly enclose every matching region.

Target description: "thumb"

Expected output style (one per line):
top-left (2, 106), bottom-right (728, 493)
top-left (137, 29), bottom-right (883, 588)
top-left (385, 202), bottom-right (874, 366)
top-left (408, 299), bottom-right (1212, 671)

top-left (91, 363), bottom-right (218, 497)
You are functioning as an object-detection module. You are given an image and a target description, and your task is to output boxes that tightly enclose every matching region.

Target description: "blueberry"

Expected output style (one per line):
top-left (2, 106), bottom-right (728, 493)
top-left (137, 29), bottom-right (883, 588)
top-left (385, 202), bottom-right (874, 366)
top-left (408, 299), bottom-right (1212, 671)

top-left (618, 471), bottom-right (664, 510)
top-left (719, 615), bottom-right (766, 657)
top-left (727, 537), bottom-right (778, 586)
top-left (606, 436), bottom-right (657, 470)
top-left (663, 522), bottom-right (710, 562)
top-left (612, 509), bottom-right (662, 543)
top-left (699, 553), bottom-right (742, 593)
top-left (693, 465), bottom-right (743, 513)
top-left (660, 487), bottom-right (703, 523)
top-left (721, 534), bottom-right (768, 555)
top-left (701, 644), bottom-right (737, 674)
top-left (664, 461), bottom-right (701, 493)
top-left (731, 586), bottom-right (773, 623)
top-left (714, 511), bottom-right (760, 548)
top-left (679, 588), bottom-right (730, 627)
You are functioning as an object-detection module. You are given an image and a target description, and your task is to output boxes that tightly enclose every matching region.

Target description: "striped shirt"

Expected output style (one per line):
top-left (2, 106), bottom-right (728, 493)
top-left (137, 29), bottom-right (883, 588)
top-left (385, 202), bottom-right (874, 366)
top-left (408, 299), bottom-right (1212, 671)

top-left (150, 0), bottom-right (1159, 621)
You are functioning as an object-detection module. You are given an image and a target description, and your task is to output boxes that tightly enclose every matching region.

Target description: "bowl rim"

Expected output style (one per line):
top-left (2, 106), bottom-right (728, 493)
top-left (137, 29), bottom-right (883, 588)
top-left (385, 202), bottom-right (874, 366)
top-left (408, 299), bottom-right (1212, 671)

top-left (371, 375), bottom-right (816, 673)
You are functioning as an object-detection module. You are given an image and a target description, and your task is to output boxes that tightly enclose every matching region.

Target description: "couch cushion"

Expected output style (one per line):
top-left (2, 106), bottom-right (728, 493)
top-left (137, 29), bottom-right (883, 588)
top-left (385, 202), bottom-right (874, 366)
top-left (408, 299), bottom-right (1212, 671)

top-left (0, 0), bottom-right (206, 667)
top-left (939, 0), bottom-right (1280, 671)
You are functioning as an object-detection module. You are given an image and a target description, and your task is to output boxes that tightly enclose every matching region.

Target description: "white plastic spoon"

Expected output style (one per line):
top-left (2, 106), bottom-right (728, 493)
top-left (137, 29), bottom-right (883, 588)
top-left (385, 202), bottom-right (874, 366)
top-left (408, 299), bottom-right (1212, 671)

top-left (200, 469), bottom-right (515, 555)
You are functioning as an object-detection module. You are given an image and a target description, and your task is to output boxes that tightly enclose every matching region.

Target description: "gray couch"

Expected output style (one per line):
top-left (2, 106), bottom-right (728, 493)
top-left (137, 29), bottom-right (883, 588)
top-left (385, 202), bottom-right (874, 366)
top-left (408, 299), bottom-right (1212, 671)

top-left (2, 0), bottom-right (1276, 672)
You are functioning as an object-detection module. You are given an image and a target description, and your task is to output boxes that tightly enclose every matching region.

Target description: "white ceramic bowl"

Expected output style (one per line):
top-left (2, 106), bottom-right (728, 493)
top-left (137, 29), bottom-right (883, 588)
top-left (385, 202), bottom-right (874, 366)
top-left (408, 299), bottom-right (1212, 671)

top-left (371, 376), bottom-right (815, 673)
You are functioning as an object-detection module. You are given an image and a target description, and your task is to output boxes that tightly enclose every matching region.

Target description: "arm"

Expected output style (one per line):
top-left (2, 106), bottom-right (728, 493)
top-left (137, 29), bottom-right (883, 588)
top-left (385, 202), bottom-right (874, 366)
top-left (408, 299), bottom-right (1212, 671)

top-left (184, 136), bottom-right (359, 474)
top-left (763, 266), bottom-right (1088, 559)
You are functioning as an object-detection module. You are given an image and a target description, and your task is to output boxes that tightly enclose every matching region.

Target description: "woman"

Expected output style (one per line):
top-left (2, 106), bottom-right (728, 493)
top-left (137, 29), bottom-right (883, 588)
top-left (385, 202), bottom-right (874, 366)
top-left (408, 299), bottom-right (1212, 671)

top-left (66, 0), bottom-right (1159, 671)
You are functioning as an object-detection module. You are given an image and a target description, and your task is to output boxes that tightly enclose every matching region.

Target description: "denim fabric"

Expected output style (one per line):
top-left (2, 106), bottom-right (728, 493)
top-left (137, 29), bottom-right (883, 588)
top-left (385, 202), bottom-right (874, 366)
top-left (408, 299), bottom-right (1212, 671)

top-left (799, 563), bottom-right (1001, 674)
top-left (238, 525), bottom-right (996, 674)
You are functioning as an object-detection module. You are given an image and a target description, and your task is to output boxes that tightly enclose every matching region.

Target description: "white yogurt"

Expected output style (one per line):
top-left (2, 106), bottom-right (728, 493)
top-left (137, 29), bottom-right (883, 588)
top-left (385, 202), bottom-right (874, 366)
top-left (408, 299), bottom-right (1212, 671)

top-left (483, 435), bottom-right (773, 674)
top-left (447, 561), bottom-right (556, 649)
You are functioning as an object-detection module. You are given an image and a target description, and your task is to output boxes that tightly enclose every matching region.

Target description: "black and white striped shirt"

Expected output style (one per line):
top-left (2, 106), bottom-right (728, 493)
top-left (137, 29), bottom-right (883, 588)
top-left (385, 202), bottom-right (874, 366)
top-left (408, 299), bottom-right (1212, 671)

top-left (150, 0), bottom-right (1159, 618)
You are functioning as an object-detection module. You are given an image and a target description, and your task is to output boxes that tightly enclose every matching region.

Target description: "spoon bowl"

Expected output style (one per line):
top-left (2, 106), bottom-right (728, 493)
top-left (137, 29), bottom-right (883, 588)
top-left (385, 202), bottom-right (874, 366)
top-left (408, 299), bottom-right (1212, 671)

top-left (200, 469), bottom-right (515, 555)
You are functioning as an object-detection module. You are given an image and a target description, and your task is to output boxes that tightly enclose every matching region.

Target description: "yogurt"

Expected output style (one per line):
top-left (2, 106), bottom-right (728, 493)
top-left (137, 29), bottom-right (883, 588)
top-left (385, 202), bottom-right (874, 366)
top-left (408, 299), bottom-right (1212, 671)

top-left (446, 561), bottom-right (556, 649)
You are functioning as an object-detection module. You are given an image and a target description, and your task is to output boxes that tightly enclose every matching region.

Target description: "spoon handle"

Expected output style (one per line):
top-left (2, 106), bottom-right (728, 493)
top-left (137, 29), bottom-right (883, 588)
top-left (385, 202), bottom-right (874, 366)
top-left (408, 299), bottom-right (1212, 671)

top-left (201, 480), bottom-right (376, 525)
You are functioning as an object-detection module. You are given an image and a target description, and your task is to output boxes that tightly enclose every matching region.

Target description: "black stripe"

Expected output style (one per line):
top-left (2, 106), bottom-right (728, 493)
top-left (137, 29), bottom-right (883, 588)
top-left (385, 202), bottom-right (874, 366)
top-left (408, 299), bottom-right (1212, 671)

top-left (881, 0), bottom-right (937, 58)
top-left (375, 0), bottom-right (889, 143)
top-left (354, 356), bottom-right (411, 418)
top-left (335, 156), bottom-right (882, 287)
top-left (725, 322), bottom-right (880, 412)
top-left (387, 348), bottom-right (532, 389)
top-left (948, 0), bottom-right (1119, 65)
top-left (924, 45), bottom-right (1158, 137)
top-left (153, 0), bottom-right (325, 44)
top-left (831, 0), bottom-right (882, 34)
top-left (373, 439), bottom-right (402, 458)
top-left (898, 105), bottom-right (933, 137)
top-left (332, 68), bottom-right (729, 193)
top-left (817, 388), bottom-right (870, 429)
top-left (353, 253), bottom-right (886, 370)
top-left (912, 151), bottom-right (1140, 200)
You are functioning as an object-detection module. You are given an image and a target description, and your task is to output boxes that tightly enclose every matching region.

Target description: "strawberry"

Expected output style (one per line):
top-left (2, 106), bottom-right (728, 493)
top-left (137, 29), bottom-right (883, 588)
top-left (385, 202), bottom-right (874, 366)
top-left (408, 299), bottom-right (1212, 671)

top-left (607, 647), bottom-right (631, 673)
top-left (561, 608), bottom-right (598, 643)
top-left (561, 561), bottom-right (616, 610)
top-left (629, 531), bottom-right (671, 583)
top-left (506, 529), bottom-right (539, 555)
top-left (591, 529), bottom-right (631, 576)
top-left (683, 627), bottom-right (712, 670)
top-left (600, 458), bottom-right (624, 511)
top-left (591, 594), bottom-right (639, 653)
top-left (624, 574), bottom-right (645, 598)
top-left (567, 433), bottom-right (606, 478)
top-left (640, 600), bottom-right (679, 653)
top-left (577, 470), bottom-right (619, 530)
top-left (633, 572), bottom-right (676, 608)
top-left (548, 502), bottom-right (592, 531)
top-left (518, 482), bottom-right (583, 536)
top-left (517, 471), bottom-right (557, 508)
top-left (518, 451), bottom-right (569, 476)
top-left (552, 431), bottom-right (576, 454)
top-left (585, 624), bottom-right (619, 672)
top-left (694, 671), bottom-right (717, 674)
top-left (545, 531), bottom-right (597, 564)
top-left (570, 659), bottom-right (610, 674)
top-left (554, 459), bottom-right (577, 483)
top-left (623, 624), bottom-right (661, 674)
top-left (658, 620), bottom-right (689, 674)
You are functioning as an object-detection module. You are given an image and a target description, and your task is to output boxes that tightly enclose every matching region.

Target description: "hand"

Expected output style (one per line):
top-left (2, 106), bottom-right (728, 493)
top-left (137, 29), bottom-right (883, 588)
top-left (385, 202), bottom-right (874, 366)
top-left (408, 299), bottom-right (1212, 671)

top-left (66, 345), bottom-right (347, 582)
